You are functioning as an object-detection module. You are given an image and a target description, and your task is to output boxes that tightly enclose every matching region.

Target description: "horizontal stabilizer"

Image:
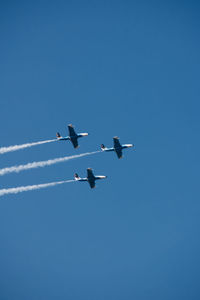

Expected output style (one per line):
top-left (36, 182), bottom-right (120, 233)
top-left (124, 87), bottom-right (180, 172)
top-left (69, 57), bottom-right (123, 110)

top-left (56, 132), bottom-right (61, 138)
top-left (74, 173), bottom-right (80, 180)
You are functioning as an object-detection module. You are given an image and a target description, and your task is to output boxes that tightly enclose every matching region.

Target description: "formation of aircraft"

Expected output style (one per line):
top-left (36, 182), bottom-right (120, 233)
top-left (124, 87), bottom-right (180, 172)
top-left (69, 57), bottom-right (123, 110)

top-left (74, 168), bottom-right (107, 189)
top-left (57, 124), bottom-right (134, 188)
top-left (101, 136), bottom-right (133, 159)
top-left (56, 124), bottom-right (89, 148)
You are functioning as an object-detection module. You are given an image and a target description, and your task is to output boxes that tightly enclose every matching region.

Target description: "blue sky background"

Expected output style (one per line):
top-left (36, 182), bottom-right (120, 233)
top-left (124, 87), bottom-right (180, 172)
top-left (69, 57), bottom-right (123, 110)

top-left (0, 1), bottom-right (200, 299)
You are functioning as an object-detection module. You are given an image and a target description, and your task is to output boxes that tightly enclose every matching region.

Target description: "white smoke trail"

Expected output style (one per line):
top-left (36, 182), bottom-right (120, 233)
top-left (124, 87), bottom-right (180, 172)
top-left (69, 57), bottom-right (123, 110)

top-left (0, 179), bottom-right (75, 196)
top-left (0, 139), bottom-right (57, 154)
top-left (0, 151), bottom-right (100, 176)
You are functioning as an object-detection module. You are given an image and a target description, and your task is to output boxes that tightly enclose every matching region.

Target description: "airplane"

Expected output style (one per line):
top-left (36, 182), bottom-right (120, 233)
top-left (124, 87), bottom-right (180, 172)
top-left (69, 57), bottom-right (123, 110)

top-left (56, 124), bottom-right (89, 148)
top-left (74, 168), bottom-right (107, 189)
top-left (101, 136), bottom-right (133, 159)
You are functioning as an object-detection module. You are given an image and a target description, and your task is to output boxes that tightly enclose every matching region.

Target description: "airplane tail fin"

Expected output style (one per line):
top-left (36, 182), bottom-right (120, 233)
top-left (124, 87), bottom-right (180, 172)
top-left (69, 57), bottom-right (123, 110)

top-left (101, 144), bottom-right (106, 151)
top-left (56, 132), bottom-right (61, 138)
top-left (74, 173), bottom-right (80, 180)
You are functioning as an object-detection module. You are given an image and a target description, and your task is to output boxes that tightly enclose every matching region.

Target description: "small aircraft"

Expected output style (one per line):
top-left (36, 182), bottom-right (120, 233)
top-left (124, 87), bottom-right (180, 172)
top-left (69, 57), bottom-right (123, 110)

top-left (101, 136), bottom-right (133, 159)
top-left (56, 124), bottom-right (89, 148)
top-left (74, 168), bottom-right (107, 189)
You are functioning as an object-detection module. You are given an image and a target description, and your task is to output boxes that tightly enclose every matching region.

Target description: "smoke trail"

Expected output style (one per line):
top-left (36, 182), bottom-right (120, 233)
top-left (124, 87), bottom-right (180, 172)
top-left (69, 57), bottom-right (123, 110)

top-left (0, 179), bottom-right (75, 196)
top-left (0, 151), bottom-right (100, 176)
top-left (0, 139), bottom-right (57, 154)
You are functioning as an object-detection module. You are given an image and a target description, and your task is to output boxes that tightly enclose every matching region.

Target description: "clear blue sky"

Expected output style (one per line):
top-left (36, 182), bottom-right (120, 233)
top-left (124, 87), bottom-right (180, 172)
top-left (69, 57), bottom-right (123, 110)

top-left (0, 1), bottom-right (200, 299)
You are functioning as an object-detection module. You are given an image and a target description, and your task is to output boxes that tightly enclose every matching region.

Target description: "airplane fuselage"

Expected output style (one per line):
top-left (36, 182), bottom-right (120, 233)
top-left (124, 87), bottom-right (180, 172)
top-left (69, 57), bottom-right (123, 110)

top-left (57, 136), bottom-right (69, 141)
top-left (121, 144), bottom-right (133, 149)
top-left (103, 144), bottom-right (133, 152)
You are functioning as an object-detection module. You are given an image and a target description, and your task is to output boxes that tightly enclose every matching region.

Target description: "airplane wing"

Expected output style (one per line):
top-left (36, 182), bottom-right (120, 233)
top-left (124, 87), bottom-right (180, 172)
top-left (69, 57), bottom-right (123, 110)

top-left (70, 137), bottom-right (79, 148)
top-left (87, 168), bottom-right (95, 179)
top-left (113, 137), bottom-right (123, 158)
top-left (115, 148), bottom-right (123, 159)
top-left (68, 124), bottom-right (77, 137)
top-left (113, 137), bottom-right (122, 148)
top-left (88, 179), bottom-right (95, 189)
top-left (87, 169), bottom-right (96, 188)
